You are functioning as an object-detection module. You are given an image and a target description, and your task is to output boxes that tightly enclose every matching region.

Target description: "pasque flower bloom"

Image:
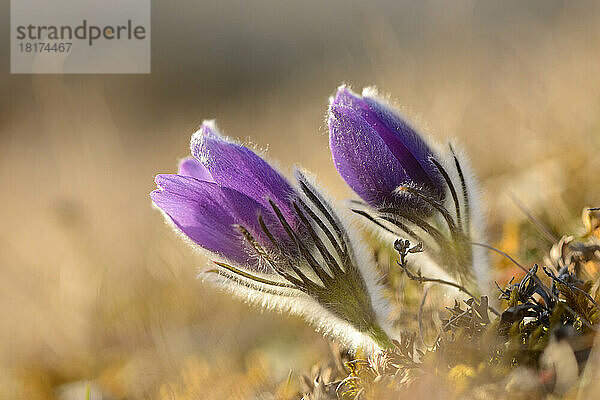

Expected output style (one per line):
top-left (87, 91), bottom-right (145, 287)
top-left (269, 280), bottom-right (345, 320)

top-left (151, 121), bottom-right (394, 351)
top-left (328, 86), bottom-right (489, 294)
top-left (329, 86), bottom-right (445, 211)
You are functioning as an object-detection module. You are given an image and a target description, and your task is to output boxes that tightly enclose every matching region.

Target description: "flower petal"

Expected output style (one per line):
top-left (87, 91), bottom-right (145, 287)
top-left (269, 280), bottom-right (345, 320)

top-left (329, 87), bottom-right (445, 207)
top-left (219, 185), bottom-right (294, 255)
top-left (329, 104), bottom-right (412, 207)
top-left (178, 157), bottom-right (214, 182)
top-left (152, 174), bottom-right (251, 266)
top-left (362, 98), bottom-right (442, 194)
top-left (190, 123), bottom-right (298, 223)
top-left (152, 174), bottom-right (293, 270)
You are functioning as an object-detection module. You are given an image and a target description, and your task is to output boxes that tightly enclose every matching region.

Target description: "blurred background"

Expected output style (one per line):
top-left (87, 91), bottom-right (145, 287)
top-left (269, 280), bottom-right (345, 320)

top-left (1, 0), bottom-right (600, 398)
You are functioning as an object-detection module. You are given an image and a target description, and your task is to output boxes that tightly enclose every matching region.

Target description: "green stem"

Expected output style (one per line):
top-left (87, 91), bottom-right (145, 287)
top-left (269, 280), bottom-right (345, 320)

top-left (367, 324), bottom-right (395, 350)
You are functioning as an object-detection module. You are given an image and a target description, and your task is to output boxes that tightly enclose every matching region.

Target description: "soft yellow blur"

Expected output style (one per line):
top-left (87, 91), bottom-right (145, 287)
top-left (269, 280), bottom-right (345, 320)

top-left (1, 1), bottom-right (600, 398)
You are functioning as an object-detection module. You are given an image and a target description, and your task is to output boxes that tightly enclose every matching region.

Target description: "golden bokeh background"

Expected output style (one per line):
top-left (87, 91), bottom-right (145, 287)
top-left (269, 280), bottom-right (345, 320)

top-left (1, 1), bottom-right (600, 398)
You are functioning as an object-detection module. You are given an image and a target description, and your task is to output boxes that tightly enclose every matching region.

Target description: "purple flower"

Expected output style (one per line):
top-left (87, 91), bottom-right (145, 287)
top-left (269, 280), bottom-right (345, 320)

top-left (151, 122), bottom-right (299, 271)
top-left (328, 86), bottom-right (489, 295)
top-left (328, 86), bottom-right (445, 210)
top-left (151, 121), bottom-right (395, 351)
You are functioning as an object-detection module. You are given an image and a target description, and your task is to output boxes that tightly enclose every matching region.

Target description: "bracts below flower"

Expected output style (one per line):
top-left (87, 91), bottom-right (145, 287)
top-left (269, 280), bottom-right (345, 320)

top-left (151, 122), bottom-right (394, 352)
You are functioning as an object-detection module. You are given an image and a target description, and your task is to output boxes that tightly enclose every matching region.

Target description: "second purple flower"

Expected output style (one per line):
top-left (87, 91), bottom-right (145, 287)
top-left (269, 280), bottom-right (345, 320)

top-left (328, 86), bottom-right (445, 211)
top-left (328, 86), bottom-right (489, 294)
